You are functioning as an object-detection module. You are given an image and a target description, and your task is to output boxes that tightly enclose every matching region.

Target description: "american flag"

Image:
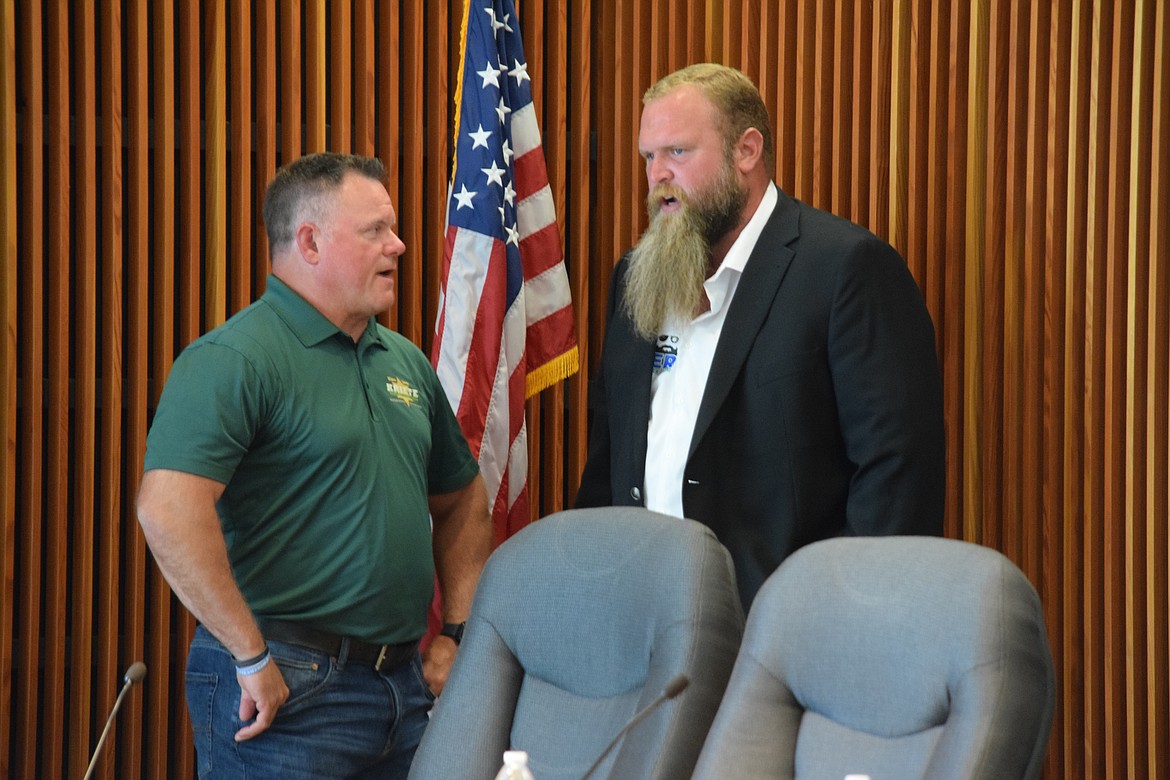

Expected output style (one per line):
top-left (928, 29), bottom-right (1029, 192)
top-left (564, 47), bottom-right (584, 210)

top-left (432, 0), bottom-right (578, 545)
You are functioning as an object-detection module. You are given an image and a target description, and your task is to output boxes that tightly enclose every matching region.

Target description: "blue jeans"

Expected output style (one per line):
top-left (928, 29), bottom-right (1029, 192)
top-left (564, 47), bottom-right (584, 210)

top-left (185, 625), bottom-right (434, 779)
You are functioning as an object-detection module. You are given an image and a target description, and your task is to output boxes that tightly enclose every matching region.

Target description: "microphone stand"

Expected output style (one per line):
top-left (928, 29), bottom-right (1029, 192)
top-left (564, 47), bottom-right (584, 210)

top-left (83, 662), bottom-right (147, 780)
top-left (580, 674), bottom-right (689, 780)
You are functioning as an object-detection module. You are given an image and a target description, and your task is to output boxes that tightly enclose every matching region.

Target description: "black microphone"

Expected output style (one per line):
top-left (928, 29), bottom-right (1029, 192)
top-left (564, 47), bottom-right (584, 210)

top-left (581, 674), bottom-right (689, 780)
top-left (83, 661), bottom-right (147, 780)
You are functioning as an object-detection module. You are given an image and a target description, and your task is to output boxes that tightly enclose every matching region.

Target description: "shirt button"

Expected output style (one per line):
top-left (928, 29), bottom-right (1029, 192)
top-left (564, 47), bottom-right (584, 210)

top-left (630, 486), bottom-right (642, 502)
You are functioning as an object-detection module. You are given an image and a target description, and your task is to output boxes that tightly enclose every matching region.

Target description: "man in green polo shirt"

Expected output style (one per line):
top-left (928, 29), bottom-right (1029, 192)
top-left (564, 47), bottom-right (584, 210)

top-left (137, 152), bottom-right (491, 779)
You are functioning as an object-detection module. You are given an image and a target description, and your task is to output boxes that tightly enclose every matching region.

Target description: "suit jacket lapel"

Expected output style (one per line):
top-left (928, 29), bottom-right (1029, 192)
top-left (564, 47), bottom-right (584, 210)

top-left (609, 263), bottom-right (655, 466)
top-left (616, 325), bottom-right (654, 459)
top-left (689, 189), bottom-right (800, 458)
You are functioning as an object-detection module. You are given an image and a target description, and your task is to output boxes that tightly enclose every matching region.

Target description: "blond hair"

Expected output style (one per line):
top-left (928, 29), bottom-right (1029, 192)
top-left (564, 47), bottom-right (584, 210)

top-left (644, 63), bottom-right (775, 170)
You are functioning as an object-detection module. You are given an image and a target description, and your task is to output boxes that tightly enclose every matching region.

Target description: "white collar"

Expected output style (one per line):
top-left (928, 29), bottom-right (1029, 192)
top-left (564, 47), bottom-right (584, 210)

top-left (703, 183), bottom-right (779, 313)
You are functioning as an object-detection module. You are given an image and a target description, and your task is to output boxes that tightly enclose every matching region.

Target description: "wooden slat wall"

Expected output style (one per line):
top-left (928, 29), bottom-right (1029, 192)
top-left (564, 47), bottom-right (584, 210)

top-left (1, 1), bottom-right (1167, 778)
top-left (0, 0), bottom-right (16, 770)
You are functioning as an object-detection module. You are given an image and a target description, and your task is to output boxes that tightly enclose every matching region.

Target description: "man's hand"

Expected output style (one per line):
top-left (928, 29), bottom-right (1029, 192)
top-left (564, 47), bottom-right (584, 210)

top-left (234, 661), bottom-right (290, 741)
top-left (422, 635), bottom-right (458, 696)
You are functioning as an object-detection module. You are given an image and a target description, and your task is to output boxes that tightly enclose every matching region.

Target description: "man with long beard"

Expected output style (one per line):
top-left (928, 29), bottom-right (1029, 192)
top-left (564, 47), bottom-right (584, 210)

top-left (575, 63), bottom-right (945, 609)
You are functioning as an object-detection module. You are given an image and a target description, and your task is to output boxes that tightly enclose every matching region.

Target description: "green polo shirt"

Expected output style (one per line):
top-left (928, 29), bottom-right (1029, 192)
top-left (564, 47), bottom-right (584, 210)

top-left (144, 275), bottom-right (479, 644)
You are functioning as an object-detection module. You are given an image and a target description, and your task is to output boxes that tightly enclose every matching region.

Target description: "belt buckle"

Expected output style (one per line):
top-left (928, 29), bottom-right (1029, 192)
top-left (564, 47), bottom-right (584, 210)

top-left (374, 644), bottom-right (388, 671)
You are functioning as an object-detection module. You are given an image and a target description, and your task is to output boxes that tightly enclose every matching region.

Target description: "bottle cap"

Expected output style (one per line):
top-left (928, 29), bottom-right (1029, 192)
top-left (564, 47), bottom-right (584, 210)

top-left (504, 750), bottom-right (529, 766)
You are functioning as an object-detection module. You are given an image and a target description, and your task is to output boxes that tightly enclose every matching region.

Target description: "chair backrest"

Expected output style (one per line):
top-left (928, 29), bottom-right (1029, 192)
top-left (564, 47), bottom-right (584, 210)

top-left (693, 536), bottom-right (1056, 780)
top-left (408, 507), bottom-right (745, 780)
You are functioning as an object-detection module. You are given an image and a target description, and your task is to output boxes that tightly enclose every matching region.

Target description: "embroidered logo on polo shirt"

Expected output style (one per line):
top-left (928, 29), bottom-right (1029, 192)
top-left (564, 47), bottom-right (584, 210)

top-left (385, 376), bottom-right (420, 406)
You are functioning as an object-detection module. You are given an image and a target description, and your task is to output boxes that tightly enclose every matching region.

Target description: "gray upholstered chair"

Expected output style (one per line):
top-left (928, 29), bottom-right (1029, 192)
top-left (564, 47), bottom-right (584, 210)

top-left (692, 536), bottom-right (1056, 780)
top-left (408, 507), bottom-right (744, 780)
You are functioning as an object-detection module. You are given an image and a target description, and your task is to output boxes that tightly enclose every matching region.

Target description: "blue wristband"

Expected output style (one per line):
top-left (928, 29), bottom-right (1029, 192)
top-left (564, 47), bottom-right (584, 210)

top-left (236, 649), bottom-right (271, 676)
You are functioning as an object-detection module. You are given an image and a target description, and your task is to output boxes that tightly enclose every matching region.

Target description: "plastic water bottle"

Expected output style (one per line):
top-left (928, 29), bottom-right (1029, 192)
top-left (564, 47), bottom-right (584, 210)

top-left (494, 750), bottom-right (536, 780)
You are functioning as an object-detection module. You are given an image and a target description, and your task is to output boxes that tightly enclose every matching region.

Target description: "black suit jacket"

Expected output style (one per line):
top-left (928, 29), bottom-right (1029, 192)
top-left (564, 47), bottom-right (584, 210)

top-left (575, 187), bottom-right (946, 607)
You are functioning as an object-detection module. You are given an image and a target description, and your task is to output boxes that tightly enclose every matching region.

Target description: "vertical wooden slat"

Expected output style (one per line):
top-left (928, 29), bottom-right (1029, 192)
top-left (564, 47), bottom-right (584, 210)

top-left (422, 2), bottom-right (447, 355)
top-left (94, 3), bottom-right (124, 777)
top-left (1022, 0), bottom-right (1051, 587)
top-left (41, 5), bottom-right (70, 775)
top-left (174, 10), bottom-right (205, 777)
top-left (983, 0), bottom-right (1011, 555)
top-left (353, 0), bottom-right (376, 157)
top-left (525, 0), bottom-right (546, 517)
top-left (901, 0), bottom-right (926, 281)
top-left (1029, 0), bottom-right (1057, 748)
top-left (11, 2), bottom-right (43, 778)
top-left (1083, 2), bottom-right (1113, 774)
top-left (1124, 3), bottom-right (1153, 776)
top-left (1062, 1), bottom-right (1091, 772)
top-left (705, 0), bottom-right (723, 61)
top-left (330, 0), bottom-right (352, 152)
top-left (739, 0), bottom-right (758, 79)
top-left (587, 0), bottom-right (609, 373)
top-left (931, 0), bottom-right (959, 542)
top-left (229, 0), bottom-right (253, 311)
top-left (829, 0), bottom-right (853, 222)
top-left (204, 1), bottom-right (227, 327)
top-left (651, 0), bottom-right (670, 77)
top-left (921, 0), bottom-right (949, 348)
top-left (719, 0), bottom-right (739, 71)
top-left (739, 0), bottom-right (760, 87)
top-left (792, 0), bottom-right (815, 202)
top-left (280, 3), bottom-right (303, 161)
top-left (255, 0), bottom-right (277, 293)
top-left (627, 0), bottom-right (645, 250)
top-left (934, 0), bottom-right (963, 543)
top-left (179, 1), bottom-right (202, 342)
top-left (147, 4), bottom-right (179, 778)
top-left (0, 0), bottom-right (17, 771)
top-left (848, 0), bottom-right (871, 225)
top-left (738, 0), bottom-right (756, 77)
top-left (376, 0), bottom-right (400, 332)
top-left (756, 0), bottom-right (778, 177)
top-left (1020, 0), bottom-right (1048, 582)
top-left (607, 3), bottom-right (629, 270)
top-left (888, 0), bottom-right (909, 247)
top-left (448, 0), bottom-right (460, 124)
top-left (520, 0), bottom-right (542, 117)
top-left (539, 0), bottom-right (569, 518)
top-left (304, 0), bottom-right (326, 151)
top-left (399, 2), bottom-right (424, 343)
top-left (1147, 9), bottom-right (1170, 777)
top-left (67, 2), bottom-right (98, 775)
top-left (962, 0), bottom-right (987, 544)
top-left (1103, 3), bottom-right (1135, 777)
top-left (120, 2), bottom-right (150, 777)
top-left (1001, 0), bottom-right (1028, 562)
top-left (866, 0), bottom-right (893, 241)
top-left (618, 4), bottom-right (640, 253)
top-left (686, 0), bottom-right (703, 65)
top-left (811, 1), bottom-right (834, 212)
top-left (566, 0), bottom-right (591, 502)
top-left (663, 0), bottom-right (680, 73)
top-left (1043, 2), bottom-right (1073, 775)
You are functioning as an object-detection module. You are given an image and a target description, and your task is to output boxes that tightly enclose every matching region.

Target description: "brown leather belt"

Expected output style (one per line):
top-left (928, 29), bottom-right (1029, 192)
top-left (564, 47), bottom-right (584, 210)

top-left (256, 617), bottom-right (417, 672)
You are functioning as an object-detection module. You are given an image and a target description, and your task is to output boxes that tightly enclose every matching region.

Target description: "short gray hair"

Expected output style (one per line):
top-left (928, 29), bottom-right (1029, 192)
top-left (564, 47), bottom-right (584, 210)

top-left (262, 152), bottom-right (387, 254)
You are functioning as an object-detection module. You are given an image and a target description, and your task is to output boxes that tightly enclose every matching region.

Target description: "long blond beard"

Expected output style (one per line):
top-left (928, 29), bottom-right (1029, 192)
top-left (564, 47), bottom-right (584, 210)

top-left (622, 165), bottom-right (748, 339)
top-left (623, 204), bottom-right (709, 339)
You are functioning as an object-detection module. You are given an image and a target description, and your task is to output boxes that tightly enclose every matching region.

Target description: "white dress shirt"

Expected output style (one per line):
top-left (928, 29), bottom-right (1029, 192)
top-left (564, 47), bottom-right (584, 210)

top-left (644, 184), bottom-right (779, 518)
